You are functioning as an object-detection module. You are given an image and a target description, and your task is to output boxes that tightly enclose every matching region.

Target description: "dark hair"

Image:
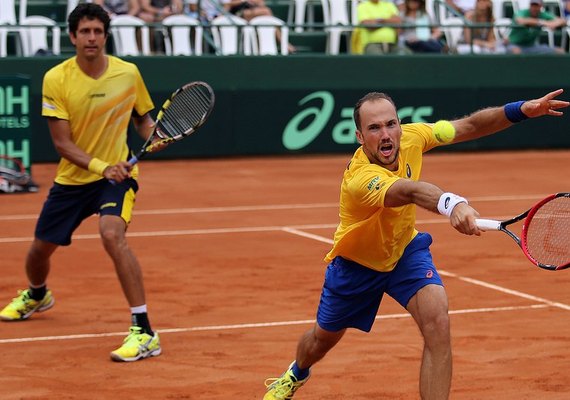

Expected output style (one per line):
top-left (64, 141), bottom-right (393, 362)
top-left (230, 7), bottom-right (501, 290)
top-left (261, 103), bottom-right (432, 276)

top-left (353, 92), bottom-right (397, 130)
top-left (68, 3), bottom-right (110, 36)
top-left (404, 0), bottom-right (427, 15)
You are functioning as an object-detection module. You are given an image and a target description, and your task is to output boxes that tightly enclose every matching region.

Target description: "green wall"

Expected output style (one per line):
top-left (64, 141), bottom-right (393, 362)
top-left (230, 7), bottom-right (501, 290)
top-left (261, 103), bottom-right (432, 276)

top-left (1, 54), bottom-right (569, 163)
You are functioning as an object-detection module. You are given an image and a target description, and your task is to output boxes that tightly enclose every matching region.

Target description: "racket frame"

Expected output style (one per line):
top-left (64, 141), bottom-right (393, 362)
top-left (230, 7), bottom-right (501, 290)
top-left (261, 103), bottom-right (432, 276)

top-left (476, 193), bottom-right (570, 271)
top-left (130, 81), bottom-right (215, 165)
top-left (520, 192), bottom-right (570, 271)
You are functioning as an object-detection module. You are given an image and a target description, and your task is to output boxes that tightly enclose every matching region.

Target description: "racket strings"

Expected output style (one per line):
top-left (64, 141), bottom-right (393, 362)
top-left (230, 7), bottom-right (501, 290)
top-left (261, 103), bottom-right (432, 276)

top-left (525, 196), bottom-right (570, 267)
top-left (158, 85), bottom-right (213, 139)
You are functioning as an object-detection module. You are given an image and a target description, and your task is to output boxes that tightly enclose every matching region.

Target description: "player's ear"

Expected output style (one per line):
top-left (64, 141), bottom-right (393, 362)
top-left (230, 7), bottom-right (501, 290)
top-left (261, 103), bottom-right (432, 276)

top-left (355, 129), bottom-right (364, 144)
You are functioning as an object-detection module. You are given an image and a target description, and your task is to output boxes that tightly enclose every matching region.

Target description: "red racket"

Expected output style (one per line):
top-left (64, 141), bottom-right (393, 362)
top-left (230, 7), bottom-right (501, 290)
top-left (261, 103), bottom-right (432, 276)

top-left (476, 193), bottom-right (570, 271)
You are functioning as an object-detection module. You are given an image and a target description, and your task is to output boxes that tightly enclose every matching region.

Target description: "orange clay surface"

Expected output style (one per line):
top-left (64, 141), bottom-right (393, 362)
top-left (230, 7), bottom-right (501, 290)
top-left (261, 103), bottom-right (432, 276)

top-left (1, 150), bottom-right (569, 399)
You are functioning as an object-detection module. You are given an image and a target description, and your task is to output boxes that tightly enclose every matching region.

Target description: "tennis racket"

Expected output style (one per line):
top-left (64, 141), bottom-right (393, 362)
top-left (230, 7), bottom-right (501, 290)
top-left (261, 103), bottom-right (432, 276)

top-left (129, 81), bottom-right (215, 165)
top-left (475, 193), bottom-right (570, 271)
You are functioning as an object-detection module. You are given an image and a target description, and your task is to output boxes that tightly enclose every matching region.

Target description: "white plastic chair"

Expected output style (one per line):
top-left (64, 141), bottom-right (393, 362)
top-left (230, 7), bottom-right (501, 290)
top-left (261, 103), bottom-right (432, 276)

top-left (161, 14), bottom-right (203, 56)
top-left (0, 0), bottom-right (27, 24)
top-left (287, 0), bottom-right (318, 32)
top-left (494, 16), bottom-right (512, 42)
top-left (110, 15), bottom-right (151, 56)
top-left (321, 0), bottom-right (353, 54)
top-left (210, 15), bottom-right (252, 55)
top-left (19, 15), bottom-right (61, 56)
top-left (248, 15), bottom-right (289, 55)
top-left (442, 17), bottom-right (465, 52)
top-left (0, 0), bottom-right (27, 56)
top-left (0, 26), bottom-right (7, 57)
top-left (67, 0), bottom-right (93, 17)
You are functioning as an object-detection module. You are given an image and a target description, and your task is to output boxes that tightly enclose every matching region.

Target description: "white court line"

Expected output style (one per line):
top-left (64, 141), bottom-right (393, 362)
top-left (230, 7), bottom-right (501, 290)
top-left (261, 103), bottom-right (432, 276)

top-left (0, 217), bottom-right (517, 244)
top-left (282, 228), bottom-right (570, 312)
top-left (438, 271), bottom-right (570, 311)
top-left (0, 194), bottom-right (547, 221)
top-left (0, 304), bottom-right (549, 345)
top-left (0, 224), bottom-right (339, 244)
top-left (0, 203), bottom-right (337, 221)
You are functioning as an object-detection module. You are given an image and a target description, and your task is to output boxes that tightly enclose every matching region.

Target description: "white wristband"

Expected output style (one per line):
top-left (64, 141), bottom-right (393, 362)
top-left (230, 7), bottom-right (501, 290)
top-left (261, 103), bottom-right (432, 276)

top-left (437, 192), bottom-right (468, 218)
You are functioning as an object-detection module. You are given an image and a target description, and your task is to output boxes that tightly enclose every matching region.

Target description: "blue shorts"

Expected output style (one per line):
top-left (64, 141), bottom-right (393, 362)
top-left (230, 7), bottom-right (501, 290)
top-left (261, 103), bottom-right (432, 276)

top-left (316, 232), bottom-right (443, 332)
top-left (35, 178), bottom-right (138, 246)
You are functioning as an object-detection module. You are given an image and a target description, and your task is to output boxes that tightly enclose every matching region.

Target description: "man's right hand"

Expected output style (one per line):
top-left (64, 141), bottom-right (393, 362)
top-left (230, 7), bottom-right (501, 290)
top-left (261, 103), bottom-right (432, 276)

top-left (103, 161), bottom-right (132, 183)
top-left (450, 203), bottom-right (481, 236)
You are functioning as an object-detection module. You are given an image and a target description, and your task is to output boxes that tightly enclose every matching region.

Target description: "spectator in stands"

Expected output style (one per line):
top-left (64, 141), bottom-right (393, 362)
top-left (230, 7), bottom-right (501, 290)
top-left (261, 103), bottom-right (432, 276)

top-left (136, 0), bottom-right (183, 53)
top-left (507, 0), bottom-right (566, 54)
top-left (227, 0), bottom-right (297, 52)
top-left (461, 0), bottom-right (505, 53)
top-left (400, 0), bottom-right (445, 53)
top-left (352, 0), bottom-right (402, 54)
top-left (228, 0), bottom-right (272, 20)
top-left (137, 0), bottom-right (184, 22)
top-left (94, 0), bottom-right (141, 18)
top-left (565, 0), bottom-right (570, 20)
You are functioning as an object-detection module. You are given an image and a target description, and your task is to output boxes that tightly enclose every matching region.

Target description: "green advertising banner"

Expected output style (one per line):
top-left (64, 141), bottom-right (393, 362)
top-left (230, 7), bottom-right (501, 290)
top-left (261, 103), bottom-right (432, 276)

top-left (0, 75), bottom-right (32, 173)
top-left (0, 56), bottom-right (569, 163)
top-left (142, 87), bottom-right (568, 159)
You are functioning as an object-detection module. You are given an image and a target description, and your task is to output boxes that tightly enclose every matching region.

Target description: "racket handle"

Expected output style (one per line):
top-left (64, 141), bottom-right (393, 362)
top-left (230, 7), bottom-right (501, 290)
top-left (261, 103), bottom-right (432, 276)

top-left (109, 157), bottom-right (138, 185)
top-left (475, 218), bottom-right (501, 231)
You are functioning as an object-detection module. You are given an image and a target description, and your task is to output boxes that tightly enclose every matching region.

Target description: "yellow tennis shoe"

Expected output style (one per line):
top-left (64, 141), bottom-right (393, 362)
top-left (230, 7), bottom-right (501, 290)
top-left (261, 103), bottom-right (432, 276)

top-left (264, 362), bottom-right (310, 400)
top-left (110, 326), bottom-right (162, 362)
top-left (0, 289), bottom-right (54, 321)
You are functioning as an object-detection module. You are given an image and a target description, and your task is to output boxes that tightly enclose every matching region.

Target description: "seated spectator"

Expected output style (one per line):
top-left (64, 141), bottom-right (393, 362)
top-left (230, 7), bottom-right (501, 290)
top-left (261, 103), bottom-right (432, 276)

top-left (563, 0), bottom-right (570, 20)
top-left (227, 0), bottom-right (297, 53)
top-left (137, 0), bottom-right (184, 23)
top-left (400, 0), bottom-right (445, 53)
top-left (228, 0), bottom-right (272, 20)
top-left (507, 0), bottom-right (566, 54)
top-left (94, 0), bottom-right (141, 18)
top-left (136, 0), bottom-right (184, 53)
top-left (461, 0), bottom-right (505, 53)
top-left (352, 0), bottom-right (402, 54)
top-left (186, 0), bottom-right (230, 22)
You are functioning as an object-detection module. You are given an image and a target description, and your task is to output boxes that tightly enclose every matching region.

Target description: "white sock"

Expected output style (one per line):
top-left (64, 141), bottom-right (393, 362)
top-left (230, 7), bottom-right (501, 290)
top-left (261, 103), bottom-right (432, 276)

top-left (130, 305), bottom-right (147, 314)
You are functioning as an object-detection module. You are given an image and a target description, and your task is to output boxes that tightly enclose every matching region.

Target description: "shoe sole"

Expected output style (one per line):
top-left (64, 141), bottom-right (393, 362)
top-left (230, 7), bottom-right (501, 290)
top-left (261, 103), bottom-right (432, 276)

top-left (110, 347), bottom-right (162, 362)
top-left (0, 297), bottom-right (55, 321)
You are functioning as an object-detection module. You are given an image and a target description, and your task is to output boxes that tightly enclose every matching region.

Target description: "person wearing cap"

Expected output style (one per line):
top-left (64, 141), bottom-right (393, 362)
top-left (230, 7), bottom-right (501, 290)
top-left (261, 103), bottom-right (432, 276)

top-left (507, 0), bottom-right (566, 54)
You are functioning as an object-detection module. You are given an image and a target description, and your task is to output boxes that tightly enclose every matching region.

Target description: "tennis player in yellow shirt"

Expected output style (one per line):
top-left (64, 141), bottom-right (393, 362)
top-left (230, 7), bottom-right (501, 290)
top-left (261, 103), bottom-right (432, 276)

top-left (264, 89), bottom-right (569, 399)
top-left (0, 3), bottom-right (162, 362)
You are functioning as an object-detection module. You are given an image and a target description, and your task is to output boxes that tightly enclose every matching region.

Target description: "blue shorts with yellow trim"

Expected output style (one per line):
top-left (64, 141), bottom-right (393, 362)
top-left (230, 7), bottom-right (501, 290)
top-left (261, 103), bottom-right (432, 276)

top-left (316, 232), bottom-right (443, 332)
top-left (35, 178), bottom-right (138, 246)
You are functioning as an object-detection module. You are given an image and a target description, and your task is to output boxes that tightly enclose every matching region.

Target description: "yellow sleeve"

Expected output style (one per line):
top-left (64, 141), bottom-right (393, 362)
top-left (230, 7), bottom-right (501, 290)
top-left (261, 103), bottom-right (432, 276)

top-left (133, 65), bottom-right (154, 117)
top-left (41, 67), bottom-right (68, 120)
top-left (403, 123), bottom-right (442, 153)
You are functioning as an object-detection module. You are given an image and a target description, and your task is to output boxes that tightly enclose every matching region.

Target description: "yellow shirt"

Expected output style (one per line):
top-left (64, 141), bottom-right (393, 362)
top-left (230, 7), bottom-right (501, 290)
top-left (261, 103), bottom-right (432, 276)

top-left (356, 0), bottom-right (399, 49)
top-left (42, 56), bottom-right (154, 185)
top-left (324, 123), bottom-right (440, 272)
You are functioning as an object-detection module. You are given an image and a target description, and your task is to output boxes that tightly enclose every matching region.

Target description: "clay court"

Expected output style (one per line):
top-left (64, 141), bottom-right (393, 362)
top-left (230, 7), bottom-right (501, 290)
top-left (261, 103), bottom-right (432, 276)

top-left (1, 149), bottom-right (569, 399)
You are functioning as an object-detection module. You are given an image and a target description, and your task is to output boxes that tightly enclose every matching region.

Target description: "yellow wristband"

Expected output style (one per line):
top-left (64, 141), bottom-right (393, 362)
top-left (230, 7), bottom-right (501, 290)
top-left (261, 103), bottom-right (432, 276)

top-left (87, 158), bottom-right (110, 176)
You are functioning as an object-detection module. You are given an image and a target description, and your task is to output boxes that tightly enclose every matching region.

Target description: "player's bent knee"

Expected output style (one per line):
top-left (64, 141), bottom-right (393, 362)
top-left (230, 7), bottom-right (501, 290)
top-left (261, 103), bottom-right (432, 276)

top-left (99, 227), bottom-right (126, 247)
top-left (422, 314), bottom-right (451, 348)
